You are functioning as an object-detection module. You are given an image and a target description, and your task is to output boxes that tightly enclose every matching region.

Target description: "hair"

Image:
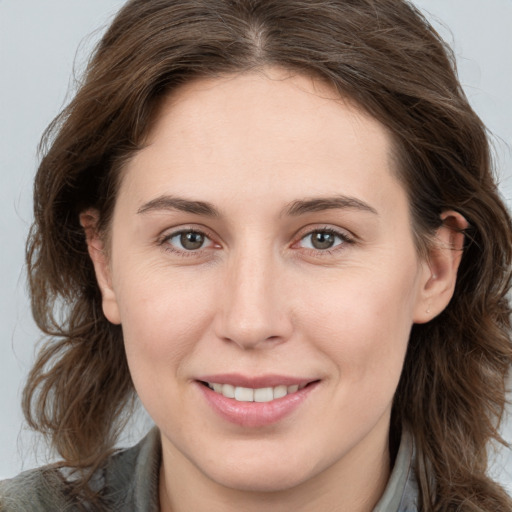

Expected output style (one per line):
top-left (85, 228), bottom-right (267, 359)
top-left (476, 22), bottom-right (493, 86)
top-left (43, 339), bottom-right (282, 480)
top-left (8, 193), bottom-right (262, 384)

top-left (23, 0), bottom-right (512, 509)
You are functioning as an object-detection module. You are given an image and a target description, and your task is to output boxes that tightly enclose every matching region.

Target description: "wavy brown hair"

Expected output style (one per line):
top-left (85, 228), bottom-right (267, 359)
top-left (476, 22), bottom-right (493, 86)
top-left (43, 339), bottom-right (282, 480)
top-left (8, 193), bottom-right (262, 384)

top-left (23, 0), bottom-right (512, 509)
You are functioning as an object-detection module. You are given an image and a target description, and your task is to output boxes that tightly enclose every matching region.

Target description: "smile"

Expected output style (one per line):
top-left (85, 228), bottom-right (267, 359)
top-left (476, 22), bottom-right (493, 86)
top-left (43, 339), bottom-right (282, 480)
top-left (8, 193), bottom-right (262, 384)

top-left (205, 382), bottom-right (308, 402)
top-left (198, 378), bottom-right (320, 427)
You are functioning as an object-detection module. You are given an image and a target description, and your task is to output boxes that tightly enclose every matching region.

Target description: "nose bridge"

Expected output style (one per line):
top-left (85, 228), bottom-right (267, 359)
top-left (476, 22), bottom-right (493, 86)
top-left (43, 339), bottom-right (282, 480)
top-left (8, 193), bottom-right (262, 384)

top-left (216, 239), bottom-right (291, 349)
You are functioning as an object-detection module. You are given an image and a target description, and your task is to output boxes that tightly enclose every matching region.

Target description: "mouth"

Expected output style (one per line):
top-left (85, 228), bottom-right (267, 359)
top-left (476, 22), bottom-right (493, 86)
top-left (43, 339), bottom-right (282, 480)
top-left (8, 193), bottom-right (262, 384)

top-left (196, 376), bottom-right (320, 427)
top-left (199, 381), bottom-right (314, 403)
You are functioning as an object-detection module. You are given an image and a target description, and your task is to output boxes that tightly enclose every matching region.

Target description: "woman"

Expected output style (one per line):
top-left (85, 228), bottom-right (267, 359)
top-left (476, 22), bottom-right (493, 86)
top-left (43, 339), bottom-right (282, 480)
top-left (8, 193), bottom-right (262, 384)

top-left (1, 0), bottom-right (511, 510)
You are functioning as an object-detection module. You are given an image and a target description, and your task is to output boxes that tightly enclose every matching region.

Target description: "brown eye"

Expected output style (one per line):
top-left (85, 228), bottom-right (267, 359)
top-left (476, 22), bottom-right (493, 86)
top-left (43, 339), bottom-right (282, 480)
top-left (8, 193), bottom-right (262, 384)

top-left (164, 230), bottom-right (209, 251)
top-left (298, 229), bottom-right (349, 251)
top-left (179, 231), bottom-right (205, 250)
top-left (310, 231), bottom-right (336, 250)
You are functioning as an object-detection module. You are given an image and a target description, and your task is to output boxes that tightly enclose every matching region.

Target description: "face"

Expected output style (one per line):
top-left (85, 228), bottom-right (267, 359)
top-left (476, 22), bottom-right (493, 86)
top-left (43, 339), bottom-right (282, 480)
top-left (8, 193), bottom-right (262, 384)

top-left (93, 68), bottom-right (434, 495)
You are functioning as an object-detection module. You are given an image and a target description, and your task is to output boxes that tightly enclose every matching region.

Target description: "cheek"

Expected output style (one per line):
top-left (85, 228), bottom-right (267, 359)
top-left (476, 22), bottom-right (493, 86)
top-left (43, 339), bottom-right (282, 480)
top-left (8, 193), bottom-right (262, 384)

top-left (112, 264), bottom-right (218, 383)
top-left (113, 269), bottom-right (222, 431)
top-left (299, 263), bottom-right (419, 386)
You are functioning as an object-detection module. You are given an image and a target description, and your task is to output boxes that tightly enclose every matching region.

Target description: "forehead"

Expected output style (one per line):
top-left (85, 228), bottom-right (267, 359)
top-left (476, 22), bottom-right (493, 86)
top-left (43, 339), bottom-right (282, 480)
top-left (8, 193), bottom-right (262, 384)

top-left (120, 68), bottom-right (406, 219)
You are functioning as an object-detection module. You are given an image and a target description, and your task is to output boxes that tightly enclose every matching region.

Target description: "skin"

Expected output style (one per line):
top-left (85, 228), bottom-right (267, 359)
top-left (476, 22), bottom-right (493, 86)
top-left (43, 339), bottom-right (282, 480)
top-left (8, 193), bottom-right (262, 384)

top-left (83, 67), bottom-right (465, 512)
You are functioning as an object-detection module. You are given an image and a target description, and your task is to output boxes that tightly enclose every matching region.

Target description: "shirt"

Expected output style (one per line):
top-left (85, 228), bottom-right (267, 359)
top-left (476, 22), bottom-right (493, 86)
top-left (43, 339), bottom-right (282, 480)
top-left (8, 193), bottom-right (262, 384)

top-left (0, 428), bottom-right (419, 511)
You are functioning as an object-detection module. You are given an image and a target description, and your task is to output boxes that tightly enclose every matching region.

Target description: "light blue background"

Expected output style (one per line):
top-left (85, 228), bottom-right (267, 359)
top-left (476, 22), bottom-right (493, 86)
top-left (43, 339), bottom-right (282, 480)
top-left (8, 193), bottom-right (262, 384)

top-left (1, 0), bottom-right (511, 488)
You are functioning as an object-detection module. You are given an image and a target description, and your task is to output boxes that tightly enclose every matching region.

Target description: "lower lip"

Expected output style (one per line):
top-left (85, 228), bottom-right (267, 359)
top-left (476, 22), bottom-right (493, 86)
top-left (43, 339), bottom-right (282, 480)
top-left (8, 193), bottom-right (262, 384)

top-left (197, 381), bottom-right (319, 428)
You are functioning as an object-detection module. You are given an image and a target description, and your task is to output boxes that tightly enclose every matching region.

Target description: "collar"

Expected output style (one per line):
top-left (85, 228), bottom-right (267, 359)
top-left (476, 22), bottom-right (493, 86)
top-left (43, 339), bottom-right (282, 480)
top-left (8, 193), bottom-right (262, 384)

top-left (372, 428), bottom-right (419, 511)
top-left (105, 426), bottom-right (418, 512)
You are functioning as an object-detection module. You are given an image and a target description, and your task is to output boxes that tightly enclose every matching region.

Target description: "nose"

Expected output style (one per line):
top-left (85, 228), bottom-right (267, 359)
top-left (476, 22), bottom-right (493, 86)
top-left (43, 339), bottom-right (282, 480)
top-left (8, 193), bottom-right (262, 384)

top-left (214, 248), bottom-right (293, 350)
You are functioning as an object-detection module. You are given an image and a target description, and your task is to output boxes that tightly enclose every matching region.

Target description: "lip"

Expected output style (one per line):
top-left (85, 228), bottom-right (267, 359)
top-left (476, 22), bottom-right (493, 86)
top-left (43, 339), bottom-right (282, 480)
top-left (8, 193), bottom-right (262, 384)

top-left (195, 374), bottom-right (320, 428)
top-left (197, 373), bottom-right (313, 388)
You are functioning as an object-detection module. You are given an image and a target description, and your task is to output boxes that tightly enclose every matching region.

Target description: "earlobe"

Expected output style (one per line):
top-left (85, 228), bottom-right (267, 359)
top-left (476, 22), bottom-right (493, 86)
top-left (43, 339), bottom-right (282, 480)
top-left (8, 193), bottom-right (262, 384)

top-left (79, 210), bottom-right (121, 325)
top-left (413, 211), bottom-right (468, 324)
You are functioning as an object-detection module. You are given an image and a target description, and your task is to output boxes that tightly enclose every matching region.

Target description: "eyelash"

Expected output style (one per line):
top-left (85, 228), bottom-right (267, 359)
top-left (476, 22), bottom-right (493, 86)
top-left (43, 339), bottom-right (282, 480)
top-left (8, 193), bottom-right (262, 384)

top-left (294, 227), bottom-right (355, 255)
top-left (157, 226), bottom-right (355, 258)
top-left (158, 228), bottom-right (218, 257)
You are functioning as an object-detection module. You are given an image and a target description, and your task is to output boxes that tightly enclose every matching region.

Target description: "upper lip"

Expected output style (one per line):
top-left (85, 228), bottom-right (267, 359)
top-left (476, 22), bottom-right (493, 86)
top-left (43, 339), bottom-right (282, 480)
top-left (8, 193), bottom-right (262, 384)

top-left (196, 373), bottom-right (317, 388)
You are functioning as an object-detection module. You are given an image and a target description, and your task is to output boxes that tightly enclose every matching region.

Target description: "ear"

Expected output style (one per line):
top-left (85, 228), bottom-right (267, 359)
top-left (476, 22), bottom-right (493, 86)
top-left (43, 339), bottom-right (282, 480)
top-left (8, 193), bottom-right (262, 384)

top-left (413, 211), bottom-right (468, 324)
top-left (80, 209), bottom-right (121, 325)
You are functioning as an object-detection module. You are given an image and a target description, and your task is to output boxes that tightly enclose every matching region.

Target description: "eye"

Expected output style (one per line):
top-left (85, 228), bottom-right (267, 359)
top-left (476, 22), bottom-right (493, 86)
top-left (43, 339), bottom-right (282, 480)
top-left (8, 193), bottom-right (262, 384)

top-left (163, 230), bottom-right (212, 252)
top-left (297, 229), bottom-right (350, 251)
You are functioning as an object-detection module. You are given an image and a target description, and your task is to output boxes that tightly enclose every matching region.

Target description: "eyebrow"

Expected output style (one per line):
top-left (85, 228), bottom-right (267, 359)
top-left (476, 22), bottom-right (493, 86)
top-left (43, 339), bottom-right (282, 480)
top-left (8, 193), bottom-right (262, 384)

top-left (282, 196), bottom-right (378, 217)
top-left (137, 194), bottom-right (378, 217)
top-left (137, 196), bottom-right (220, 217)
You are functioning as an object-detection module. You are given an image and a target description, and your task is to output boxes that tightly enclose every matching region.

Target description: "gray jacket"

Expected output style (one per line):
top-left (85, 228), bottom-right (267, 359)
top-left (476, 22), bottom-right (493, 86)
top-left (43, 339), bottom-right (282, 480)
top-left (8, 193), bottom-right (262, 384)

top-left (0, 428), bottom-right (419, 511)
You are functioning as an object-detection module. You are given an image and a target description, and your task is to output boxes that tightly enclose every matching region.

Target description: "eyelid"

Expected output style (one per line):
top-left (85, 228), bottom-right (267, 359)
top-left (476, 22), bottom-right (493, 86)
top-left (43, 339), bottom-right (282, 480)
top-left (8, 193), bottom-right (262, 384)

top-left (157, 225), bottom-right (221, 254)
top-left (291, 225), bottom-right (356, 252)
top-left (156, 223), bottom-right (356, 257)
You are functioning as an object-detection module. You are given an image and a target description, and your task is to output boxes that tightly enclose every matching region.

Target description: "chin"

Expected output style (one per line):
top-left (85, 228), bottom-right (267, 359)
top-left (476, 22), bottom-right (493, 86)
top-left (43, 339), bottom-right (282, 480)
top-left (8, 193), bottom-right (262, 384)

top-left (200, 455), bottom-right (317, 493)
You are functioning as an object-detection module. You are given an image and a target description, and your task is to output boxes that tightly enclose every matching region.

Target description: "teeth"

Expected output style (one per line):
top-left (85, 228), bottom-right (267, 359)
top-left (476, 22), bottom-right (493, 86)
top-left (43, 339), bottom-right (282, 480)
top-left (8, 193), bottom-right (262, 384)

top-left (234, 387), bottom-right (254, 402)
top-left (254, 387), bottom-right (273, 402)
top-left (207, 382), bottom-right (307, 402)
top-left (222, 384), bottom-right (235, 398)
top-left (273, 385), bottom-right (288, 399)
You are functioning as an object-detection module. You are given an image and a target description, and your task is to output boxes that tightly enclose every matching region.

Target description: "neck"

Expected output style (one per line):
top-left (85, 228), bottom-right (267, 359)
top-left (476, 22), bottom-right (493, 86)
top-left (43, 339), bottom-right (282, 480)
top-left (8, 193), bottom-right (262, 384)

top-left (158, 424), bottom-right (391, 512)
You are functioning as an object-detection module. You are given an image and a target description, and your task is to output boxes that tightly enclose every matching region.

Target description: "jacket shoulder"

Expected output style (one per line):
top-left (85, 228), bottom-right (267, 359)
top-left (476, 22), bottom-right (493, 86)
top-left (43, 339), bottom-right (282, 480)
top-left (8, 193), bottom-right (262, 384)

top-left (0, 465), bottom-right (75, 511)
top-left (0, 429), bottom-right (161, 512)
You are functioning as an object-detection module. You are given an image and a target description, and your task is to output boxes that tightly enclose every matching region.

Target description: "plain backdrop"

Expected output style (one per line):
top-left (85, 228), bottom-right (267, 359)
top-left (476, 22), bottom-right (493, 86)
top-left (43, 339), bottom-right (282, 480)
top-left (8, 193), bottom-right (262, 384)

top-left (1, 0), bottom-right (511, 490)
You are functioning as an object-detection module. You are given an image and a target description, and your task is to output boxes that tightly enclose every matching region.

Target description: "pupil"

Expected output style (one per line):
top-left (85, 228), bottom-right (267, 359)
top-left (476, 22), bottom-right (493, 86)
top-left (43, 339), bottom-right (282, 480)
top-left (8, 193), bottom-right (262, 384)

top-left (312, 232), bottom-right (335, 250)
top-left (180, 232), bottom-right (204, 250)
